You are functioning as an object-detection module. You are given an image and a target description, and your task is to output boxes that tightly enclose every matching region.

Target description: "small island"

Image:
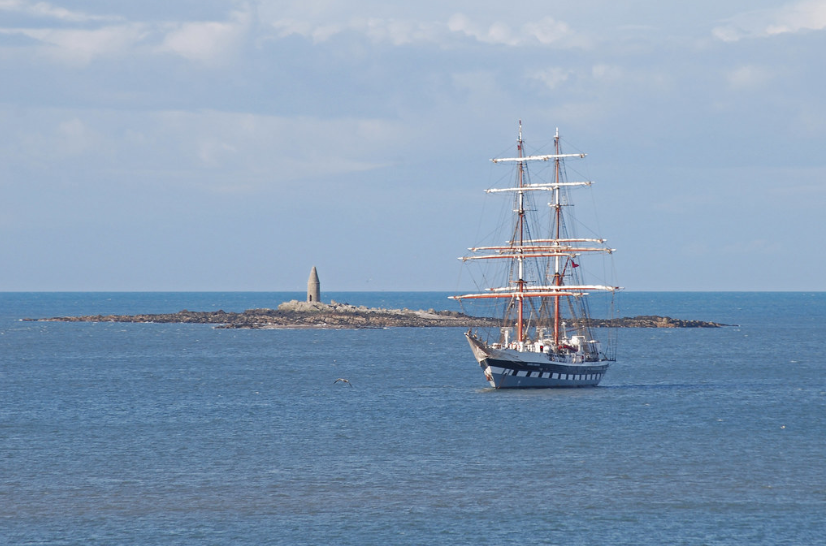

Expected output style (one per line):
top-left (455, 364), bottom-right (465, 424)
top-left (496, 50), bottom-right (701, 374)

top-left (25, 269), bottom-right (730, 329)
top-left (30, 300), bottom-right (493, 329)
top-left (28, 300), bottom-right (728, 329)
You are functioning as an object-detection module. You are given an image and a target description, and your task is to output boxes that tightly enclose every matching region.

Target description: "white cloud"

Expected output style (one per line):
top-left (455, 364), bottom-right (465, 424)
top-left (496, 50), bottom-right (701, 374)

top-left (0, 0), bottom-right (122, 22)
top-left (447, 13), bottom-right (575, 47)
top-left (5, 107), bottom-right (407, 190)
top-left (198, 140), bottom-right (238, 167)
top-left (764, 0), bottom-right (826, 35)
top-left (271, 18), bottom-right (343, 43)
top-left (158, 10), bottom-right (251, 64)
top-left (139, 110), bottom-right (408, 192)
top-left (268, 12), bottom-right (581, 48)
top-left (713, 0), bottom-right (826, 41)
top-left (0, 4), bottom-right (254, 66)
top-left (4, 114), bottom-right (105, 165)
top-left (272, 16), bottom-right (444, 46)
top-left (524, 17), bottom-right (574, 45)
top-left (726, 65), bottom-right (772, 88)
top-left (361, 17), bottom-right (442, 46)
top-left (55, 118), bottom-right (97, 157)
top-left (711, 25), bottom-right (743, 43)
top-left (1, 24), bottom-right (149, 65)
top-left (592, 64), bottom-right (622, 81)
top-left (528, 67), bottom-right (571, 90)
top-left (272, 16), bottom-right (447, 46)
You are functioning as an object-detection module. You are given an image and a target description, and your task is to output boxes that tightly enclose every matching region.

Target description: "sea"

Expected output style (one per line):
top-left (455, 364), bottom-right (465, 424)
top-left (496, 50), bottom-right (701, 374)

top-left (1, 292), bottom-right (824, 545)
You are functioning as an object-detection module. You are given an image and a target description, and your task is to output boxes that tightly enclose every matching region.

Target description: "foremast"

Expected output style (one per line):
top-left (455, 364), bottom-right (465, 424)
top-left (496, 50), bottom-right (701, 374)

top-left (451, 123), bottom-right (618, 351)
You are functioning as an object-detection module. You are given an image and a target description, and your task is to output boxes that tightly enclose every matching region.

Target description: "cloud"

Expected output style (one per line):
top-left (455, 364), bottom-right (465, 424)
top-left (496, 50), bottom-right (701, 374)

top-left (528, 67), bottom-right (571, 91)
top-left (360, 18), bottom-right (442, 46)
top-left (1, 24), bottom-right (149, 64)
top-left (3, 114), bottom-right (105, 166)
top-left (3, 107), bottom-right (408, 193)
top-left (268, 12), bottom-right (582, 48)
top-left (158, 9), bottom-right (251, 64)
top-left (168, 111), bottom-right (410, 195)
top-left (0, 0), bottom-right (122, 22)
top-left (54, 118), bottom-right (100, 157)
top-left (726, 65), bottom-right (772, 88)
top-left (523, 17), bottom-right (575, 45)
top-left (713, 0), bottom-right (826, 41)
top-left (592, 64), bottom-right (622, 81)
top-left (447, 13), bottom-right (576, 47)
top-left (764, 0), bottom-right (826, 35)
top-left (272, 16), bottom-right (446, 45)
top-left (0, 4), bottom-right (254, 66)
top-left (270, 18), bottom-right (343, 43)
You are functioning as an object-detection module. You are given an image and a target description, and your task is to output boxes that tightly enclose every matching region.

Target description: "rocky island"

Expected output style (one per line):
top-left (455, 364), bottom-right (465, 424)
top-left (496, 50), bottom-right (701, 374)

top-left (31, 300), bottom-right (493, 329)
top-left (28, 300), bottom-right (729, 329)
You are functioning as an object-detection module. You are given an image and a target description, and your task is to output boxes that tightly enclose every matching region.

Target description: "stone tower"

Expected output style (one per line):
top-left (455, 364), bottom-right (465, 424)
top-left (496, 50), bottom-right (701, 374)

top-left (307, 266), bottom-right (320, 303)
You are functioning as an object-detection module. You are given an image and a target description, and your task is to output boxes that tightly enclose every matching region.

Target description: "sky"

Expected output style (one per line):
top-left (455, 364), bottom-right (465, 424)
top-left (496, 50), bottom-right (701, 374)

top-left (1, 0), bottom-right (825, 292)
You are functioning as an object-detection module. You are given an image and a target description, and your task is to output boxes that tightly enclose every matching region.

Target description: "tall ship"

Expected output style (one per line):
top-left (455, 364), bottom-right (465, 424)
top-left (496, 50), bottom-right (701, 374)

top-left (452, 123), bottom-right (620, 388)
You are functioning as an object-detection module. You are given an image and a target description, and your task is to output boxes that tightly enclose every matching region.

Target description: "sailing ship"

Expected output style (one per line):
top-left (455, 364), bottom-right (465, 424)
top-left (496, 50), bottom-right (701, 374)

top-left (452, 123), bottom-right (620, 388)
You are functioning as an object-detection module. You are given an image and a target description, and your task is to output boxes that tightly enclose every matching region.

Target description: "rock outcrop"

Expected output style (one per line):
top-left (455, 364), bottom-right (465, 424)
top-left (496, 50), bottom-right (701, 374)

top-left (577, 315), bottom-right (730, 328)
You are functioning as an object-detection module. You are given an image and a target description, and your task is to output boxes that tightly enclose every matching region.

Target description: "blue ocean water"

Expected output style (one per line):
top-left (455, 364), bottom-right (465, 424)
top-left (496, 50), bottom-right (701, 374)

top-left (1, 292), bottom-right (824, 545)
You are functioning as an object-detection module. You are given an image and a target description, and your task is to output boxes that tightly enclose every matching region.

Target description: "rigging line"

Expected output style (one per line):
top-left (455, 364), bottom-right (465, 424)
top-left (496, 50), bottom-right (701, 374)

top-left (491, 141), bottom-right (516, 162)
top-left (474, 172), bottom-right (512, 276)
top-left (487, 167), bottom-right (515, 192)
top-left (566, 208), bottom-right (602, 239)
top-left (522, 131), bottom-right (561, 160)
top-left (561, 139), bottom-right (590, 180)
top-left (586, 179), bottom-right (613, 288)
top-left (462, 152), bottom-right (506, 301)
top-left (565, 296), bottom-right (581, 336)
top-left (524, 296), bottom-right (539, 336)
top-left (559, 134), bottom-right (587, 158)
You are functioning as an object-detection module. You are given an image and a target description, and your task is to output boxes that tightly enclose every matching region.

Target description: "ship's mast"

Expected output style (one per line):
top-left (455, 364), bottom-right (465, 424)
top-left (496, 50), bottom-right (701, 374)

top-left (516, 121), bottom-right (525, 343)
top-left (450, 124), bottom-right (619, 341)
top-left (553, 128), bottom-right (561, 346)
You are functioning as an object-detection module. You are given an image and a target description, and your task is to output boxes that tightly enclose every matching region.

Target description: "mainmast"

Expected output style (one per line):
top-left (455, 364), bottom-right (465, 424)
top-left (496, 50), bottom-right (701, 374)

top-left (516, 121), bottom-right (525, 343)
top-left (553, 128), bottom-right (562, 346)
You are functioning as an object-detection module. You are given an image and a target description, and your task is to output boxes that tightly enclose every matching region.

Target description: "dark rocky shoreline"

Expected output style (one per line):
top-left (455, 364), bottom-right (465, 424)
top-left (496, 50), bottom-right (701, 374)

top-left (26, 300), bottom-right (730, 329)
top-left (581, 315), bottom-right (732, 328)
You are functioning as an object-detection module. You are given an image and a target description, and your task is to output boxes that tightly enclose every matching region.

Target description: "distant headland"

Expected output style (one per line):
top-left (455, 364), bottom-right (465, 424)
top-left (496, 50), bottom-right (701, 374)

top-left (24, 267), bottom-right (731, 329)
